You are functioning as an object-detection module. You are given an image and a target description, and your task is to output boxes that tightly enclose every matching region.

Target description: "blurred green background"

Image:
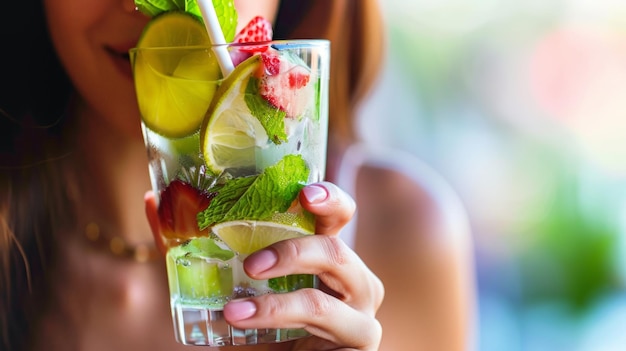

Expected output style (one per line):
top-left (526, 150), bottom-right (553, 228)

top-left (358, 1), bottom-right (626, 349)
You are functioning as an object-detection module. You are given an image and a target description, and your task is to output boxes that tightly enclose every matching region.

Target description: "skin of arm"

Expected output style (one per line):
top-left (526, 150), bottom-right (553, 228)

top-left (353, 164), bottom-right (476, 351)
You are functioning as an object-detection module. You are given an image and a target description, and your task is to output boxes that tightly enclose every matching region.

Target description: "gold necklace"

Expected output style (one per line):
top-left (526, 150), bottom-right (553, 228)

top-left (84, 222), bottom-right (161, 263)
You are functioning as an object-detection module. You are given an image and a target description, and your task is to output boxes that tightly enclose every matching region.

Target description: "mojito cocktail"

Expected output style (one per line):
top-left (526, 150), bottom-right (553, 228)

top-left (130, 10), bottom-right (329, 347)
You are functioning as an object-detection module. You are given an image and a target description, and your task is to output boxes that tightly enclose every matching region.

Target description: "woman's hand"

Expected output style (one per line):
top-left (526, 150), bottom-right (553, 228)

top-left (145, 182), bottom-right (384, 350)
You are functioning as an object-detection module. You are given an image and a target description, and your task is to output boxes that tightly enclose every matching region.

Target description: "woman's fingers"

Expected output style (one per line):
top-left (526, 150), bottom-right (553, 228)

top-left (299, 182), bottom-right (356, 235)
top-left (223, 290), bottom-right (382, 350)
top-left (245, 235), bottom-right (384, 314)
top-left (232, 234), bottom-right (384, 350)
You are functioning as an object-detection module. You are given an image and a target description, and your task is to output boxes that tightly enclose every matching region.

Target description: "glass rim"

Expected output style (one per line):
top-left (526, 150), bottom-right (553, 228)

top-left (129, 39), bottom-right (330, 53)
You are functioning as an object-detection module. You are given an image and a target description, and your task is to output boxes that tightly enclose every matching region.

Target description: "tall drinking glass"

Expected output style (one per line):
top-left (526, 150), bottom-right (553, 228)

top-left (130, 40), bottom-right (330, 346)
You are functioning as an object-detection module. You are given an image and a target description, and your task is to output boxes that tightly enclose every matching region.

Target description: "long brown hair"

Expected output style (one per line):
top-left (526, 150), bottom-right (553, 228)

top-left (0, 1), bottom-right (384, 349)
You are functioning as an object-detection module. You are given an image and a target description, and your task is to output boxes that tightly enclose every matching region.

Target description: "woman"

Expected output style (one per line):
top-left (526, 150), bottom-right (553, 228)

top-left (0, 0), bottom-right (475, 350)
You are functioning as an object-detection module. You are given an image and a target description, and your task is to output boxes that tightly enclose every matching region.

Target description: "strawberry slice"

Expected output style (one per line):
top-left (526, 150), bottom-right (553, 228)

top-left (158, 179), bottom-right (216, 241)
top-left (229, 15), bottom-right (274, 67)
top-left (257, 51), bottom-right (313, 118)
top-left (234, 16), bottom-right (273, 48)
top-left (261, 52), bottom-right (281, 75)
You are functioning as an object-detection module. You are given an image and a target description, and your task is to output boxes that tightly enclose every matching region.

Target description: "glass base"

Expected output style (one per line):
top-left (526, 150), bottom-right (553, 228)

top-left (172, 305), bottom-right (310, 346)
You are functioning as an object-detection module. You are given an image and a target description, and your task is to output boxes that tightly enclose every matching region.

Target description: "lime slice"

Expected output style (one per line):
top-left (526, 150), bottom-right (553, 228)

top-left (176, 256), bottom-right (232, 300)
top-left (271, 210), bottom-right (315, 233)
top-left (133, 12), bottom-right (221, 138)
top-left (200, 54), bottom-right (267, 173)
top-left (137, 11), bottom-right (210, 48)
top-left (166, 238), bottom-right (234, 302)
top-left (135, 0), bottom-right (238, 42)
top-left (212, 220), bottom-right (312, 256)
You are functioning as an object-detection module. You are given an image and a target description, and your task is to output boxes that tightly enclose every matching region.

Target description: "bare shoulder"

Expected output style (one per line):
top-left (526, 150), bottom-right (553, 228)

top-left (352, 150), bottom-right (471, 251)
top-left (346, 146), bottom-right (476, 351)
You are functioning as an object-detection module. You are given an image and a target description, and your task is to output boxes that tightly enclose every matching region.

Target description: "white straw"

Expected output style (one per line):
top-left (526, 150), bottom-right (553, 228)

top-left (196, 0), bottom-right (235, 75)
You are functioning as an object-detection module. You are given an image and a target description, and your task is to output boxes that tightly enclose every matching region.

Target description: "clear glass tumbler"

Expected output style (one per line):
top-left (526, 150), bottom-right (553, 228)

top-left (130, 40), bottom-right (330, 346)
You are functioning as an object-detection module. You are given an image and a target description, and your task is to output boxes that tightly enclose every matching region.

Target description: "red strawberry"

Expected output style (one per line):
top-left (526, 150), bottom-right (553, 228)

top-left (230, 16), bottom-right (273, 66)
top-left (234, 16), bottom-right (273, 43)
top-left (258, 51), bottom-right (313, 118)
top-left (158, 179), bottom-right (216, 241)
top-left (261, 52), bottom-right (281, 75)
top-left (288, 71), bottom-right (310, 89)
top-left (233, 16), bottom-right (273, 54)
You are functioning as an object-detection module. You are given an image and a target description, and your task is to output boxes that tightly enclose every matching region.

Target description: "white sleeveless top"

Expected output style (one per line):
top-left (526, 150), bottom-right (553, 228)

top-left (333, 142), bottom-right (469, 249)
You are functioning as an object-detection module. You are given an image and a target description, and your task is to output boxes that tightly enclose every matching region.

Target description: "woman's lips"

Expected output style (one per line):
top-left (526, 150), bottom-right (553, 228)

top-left (106, 44), bottom-right (135, 80)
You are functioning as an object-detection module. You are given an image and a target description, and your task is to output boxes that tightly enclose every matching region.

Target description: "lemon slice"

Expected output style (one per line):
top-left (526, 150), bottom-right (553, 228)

top-left (200, 54), bottom-right (267, 174)
top-left (133, 12), bottom-right (221, 138)
top-left (212, 220), bottom-right (312, 256)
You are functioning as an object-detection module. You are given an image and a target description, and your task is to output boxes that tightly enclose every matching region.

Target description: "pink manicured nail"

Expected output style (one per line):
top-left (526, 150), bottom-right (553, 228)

top-left (302, 184), bottom-right (328, 204)
top-left (225, 300), bottom-right (257, 321)
top-left (246, 249), bottom-right (278, 275)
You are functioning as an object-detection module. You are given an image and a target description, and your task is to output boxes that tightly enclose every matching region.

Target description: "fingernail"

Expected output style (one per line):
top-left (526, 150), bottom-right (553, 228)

top-left (302, 184), bottom-right (328, 204)
top-left (226, 300), bottom-right (257, 321)
top-left (246, 249), bottom-right (278, 275)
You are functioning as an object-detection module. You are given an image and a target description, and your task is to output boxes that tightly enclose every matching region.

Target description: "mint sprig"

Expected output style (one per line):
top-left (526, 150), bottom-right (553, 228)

top-left (197, 155), bottom-right (310, 230)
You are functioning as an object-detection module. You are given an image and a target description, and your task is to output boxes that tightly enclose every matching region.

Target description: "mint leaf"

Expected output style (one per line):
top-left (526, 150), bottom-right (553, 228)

top-left (171, 0), bottom-right (185, 8)
top-left (269, 274), bottom-right (316, 292)
top-left (135, 0), bottom-right (173, 16)
top-left (184, 0), bottom-right (201, 17)
top-left (184, 0), bottom-right (238, 42)
top-left (245, 77), bottom-right (287, 144)
top-left (212, 0), bottom-right (238, 42)
top-left (197, 155), bottom-right (310, 229)
top-left (225, 154), bottom-right (308, 220)
top-left (197, 176), bottom-right (257, 230)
